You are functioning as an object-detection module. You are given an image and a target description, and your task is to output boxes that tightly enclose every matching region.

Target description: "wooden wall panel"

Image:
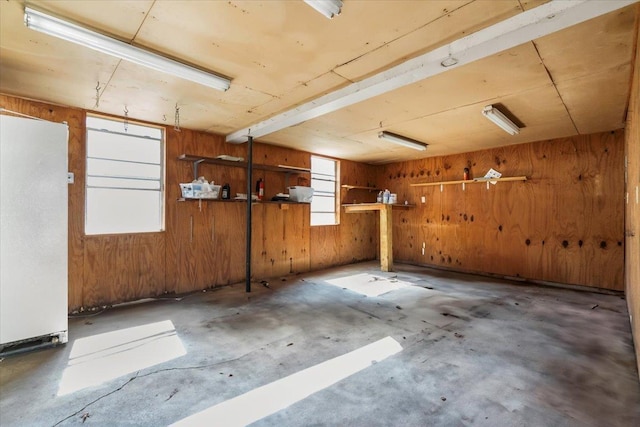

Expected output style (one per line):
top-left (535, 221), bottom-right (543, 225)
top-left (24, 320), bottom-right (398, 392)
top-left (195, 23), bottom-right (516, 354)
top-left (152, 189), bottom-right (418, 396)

top-left (212, 202), bottom-right (246, 286)
top-left (2, 94), bottom-right (350, 310)
top-left (310, 159), bottom-right (378, 270)
top-left (252, 203), bottom-right (310, 279)
top-left (624, 12), bottom-right (640, 380)
top-left (0, 95), bottom-right (86, 311)
top-left (379, 131), bottom-right (625, 290)
top-left (83, 233), bottom-right (165, 307)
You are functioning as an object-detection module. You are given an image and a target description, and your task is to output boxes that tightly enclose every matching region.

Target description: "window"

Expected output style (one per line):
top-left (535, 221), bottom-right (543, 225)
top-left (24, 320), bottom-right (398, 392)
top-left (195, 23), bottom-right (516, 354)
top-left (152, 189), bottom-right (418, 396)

top-left (85, 116), bottom-right (164, 234)
top-left (311, 156), bottom-right (338, 226)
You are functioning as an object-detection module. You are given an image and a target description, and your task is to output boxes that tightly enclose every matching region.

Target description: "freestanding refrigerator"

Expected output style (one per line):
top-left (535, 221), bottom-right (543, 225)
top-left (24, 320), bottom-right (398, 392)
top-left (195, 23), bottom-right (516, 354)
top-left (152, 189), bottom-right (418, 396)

top-left (0, 114), bottom-right (69, 351)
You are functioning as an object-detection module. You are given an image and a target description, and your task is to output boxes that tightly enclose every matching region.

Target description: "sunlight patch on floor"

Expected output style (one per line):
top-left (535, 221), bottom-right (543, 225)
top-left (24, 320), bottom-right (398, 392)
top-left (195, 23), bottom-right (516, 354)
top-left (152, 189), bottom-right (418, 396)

top-left (57, 320), bottom-right (186, 396)
top-left (326, 273), bottom-right (409, 297)
top-left (171, 336), bottom-right (402, 427)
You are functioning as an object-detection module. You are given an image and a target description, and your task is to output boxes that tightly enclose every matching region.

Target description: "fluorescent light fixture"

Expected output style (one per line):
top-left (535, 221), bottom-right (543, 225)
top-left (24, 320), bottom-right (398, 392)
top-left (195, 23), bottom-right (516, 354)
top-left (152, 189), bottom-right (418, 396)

top-left (482, 105), bottom-right (520, 135)
top-left (24, 7), bottom-right (230, 92)
top-left (378, 131), bottom-right (427, 151)
top-left (304, 0), bottom-right (343, 19)
top-left (227, 0), bottom-right (635, 143)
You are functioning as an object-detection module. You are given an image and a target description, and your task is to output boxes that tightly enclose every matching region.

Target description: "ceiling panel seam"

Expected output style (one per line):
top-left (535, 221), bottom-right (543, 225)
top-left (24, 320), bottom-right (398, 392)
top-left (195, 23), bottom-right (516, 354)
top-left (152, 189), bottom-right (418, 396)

top-left (131, 0), bottom-right (157, 43)
top-left (225, 0), bottom-right (638, 144)
top-left (331, 0), bottom-right (475, 72)
top-left (93, 0), bottom-right (156, 111)
top-left (531, 40), bottom-right (579, 134)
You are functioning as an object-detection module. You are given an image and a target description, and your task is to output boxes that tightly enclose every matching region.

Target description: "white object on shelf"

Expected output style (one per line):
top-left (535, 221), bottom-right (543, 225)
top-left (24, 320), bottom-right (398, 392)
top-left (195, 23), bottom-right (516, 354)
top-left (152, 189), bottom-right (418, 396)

top-left (180, 183), bottom-right (221, 199)
top-left (216, 155), bottom-right (244, 162)
top-left (288, 186), bottom-right (314, 202)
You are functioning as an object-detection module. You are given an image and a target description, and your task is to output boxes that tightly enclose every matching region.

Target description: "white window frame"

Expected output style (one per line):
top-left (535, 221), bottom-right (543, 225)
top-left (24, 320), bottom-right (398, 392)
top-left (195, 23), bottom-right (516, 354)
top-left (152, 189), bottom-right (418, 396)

top-left (85, 115), bottom-right (165, 235)
top-left (310, 155), bottom-right (339, 226)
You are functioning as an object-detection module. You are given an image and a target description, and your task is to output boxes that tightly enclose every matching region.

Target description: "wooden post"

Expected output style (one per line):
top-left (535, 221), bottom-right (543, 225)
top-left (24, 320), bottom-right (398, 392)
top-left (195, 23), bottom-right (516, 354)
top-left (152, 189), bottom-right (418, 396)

top-left (379, 204), bottom-right (393, 272)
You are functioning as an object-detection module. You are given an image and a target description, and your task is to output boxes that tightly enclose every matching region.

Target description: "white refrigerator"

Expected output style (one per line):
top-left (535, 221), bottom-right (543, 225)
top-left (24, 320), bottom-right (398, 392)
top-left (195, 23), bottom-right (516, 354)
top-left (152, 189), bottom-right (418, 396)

top-left (0, 114), bottom-right (69, 350)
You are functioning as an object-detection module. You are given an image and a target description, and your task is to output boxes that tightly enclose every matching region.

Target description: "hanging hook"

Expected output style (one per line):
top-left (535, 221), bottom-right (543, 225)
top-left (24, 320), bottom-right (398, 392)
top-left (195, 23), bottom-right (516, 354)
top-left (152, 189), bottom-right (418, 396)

top-left (162, 114), bottom-right (167, 122)
top-left (123, 106), bottom-right (129, 132)
top-left (174, 103), bottom-right (181, 132)
top-left (94, 81), bottom-right (101, 109)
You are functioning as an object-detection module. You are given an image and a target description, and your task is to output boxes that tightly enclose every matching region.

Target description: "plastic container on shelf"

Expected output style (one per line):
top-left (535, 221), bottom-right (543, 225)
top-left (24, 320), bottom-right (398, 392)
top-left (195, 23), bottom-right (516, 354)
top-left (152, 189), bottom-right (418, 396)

top-left (383, 189), bottom-right (390, 204)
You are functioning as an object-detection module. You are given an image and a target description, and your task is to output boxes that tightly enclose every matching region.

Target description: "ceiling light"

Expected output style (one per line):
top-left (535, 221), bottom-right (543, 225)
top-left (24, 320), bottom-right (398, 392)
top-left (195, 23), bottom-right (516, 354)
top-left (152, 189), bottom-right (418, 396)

top-left (440, 56), bottom-right (458, 67)
top-left (482, 105), bottom-right (520, 135)
top-left (378, 131), bottom-right (427, 151)
top-left (24, 7), bottom-right (231, 91)
top-left (304, 0), bottom-right (343, 19)
top-left (227, 0), bottom-right (634, 143)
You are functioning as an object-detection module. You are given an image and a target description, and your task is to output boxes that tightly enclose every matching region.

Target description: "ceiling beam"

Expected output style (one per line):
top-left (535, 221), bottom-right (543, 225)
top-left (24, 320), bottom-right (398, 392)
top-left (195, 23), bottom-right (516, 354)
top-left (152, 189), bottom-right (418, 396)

top-left (226, 0), bottom-right (638, 144)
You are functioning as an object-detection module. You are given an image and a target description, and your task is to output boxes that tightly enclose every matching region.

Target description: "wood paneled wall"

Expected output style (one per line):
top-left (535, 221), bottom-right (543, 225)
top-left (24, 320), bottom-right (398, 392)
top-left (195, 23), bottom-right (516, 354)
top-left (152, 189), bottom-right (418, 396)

top-left (378, 131), bottom-right (626, 290)
top-left (1, 92), bottom-right (631, 313)
top-left (0, 94), bottom-right (376, 310)
top-left (309, 159), bottom-right (379, 270)
top-left (624, 19), bottom-right (640, 379)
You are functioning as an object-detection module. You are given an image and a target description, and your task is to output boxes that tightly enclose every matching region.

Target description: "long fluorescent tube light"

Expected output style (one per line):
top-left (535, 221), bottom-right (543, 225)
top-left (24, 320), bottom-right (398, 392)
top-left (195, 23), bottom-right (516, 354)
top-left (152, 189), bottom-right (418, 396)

top-left (227, 0), bottom-right (636, 143)
top-left (24, 7), bottom-right (231, 92)
top-left (378, 131), bottom-right (427, 151)
top-left (304, 0), bottom-right (343, 19)
top-left (482, 105), bottom-right (520, 135)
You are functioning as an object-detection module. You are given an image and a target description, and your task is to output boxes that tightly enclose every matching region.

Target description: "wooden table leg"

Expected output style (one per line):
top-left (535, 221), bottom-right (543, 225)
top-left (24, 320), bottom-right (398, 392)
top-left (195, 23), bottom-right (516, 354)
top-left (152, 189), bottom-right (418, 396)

top-left (379, 204), bottom-right (393, 272)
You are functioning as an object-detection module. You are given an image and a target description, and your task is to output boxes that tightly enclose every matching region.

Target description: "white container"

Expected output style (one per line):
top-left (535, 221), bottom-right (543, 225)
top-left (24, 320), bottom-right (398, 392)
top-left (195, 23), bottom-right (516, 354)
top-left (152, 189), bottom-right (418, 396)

top-left (288, 186), bottom-right (314, 202)
top-left (180, 183), bottom-right (221, 199)
top-left (389, 193), bottom-right (397, 204)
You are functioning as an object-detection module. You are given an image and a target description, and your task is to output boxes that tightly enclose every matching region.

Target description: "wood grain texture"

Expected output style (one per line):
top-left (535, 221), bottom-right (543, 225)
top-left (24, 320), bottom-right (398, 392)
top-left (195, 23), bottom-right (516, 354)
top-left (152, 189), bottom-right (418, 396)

top-left (379, 131), bottom-right (625, 290)
top-left (83, 233), bottom-right (165, 307)
top-left (624, 11), bottom-right (640, 380)
top-left (251, 203), bottom-right (310, 280)
top-left (310, 159), bottom-right (379, 270)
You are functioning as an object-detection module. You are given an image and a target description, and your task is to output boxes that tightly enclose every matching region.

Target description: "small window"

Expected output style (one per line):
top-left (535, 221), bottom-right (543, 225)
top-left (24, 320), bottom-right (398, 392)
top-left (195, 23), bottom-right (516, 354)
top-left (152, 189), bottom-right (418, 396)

top-left (85, 116), bottom-right (164, 235)
top-left (311, 156), bottom-right (338, 226)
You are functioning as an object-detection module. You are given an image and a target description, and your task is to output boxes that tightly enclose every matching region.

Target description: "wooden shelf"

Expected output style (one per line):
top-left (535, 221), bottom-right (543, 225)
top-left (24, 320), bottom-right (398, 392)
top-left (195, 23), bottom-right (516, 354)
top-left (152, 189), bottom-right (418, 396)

top-left (342, 203), bottom-right (414, 212)
top-left (178, 154), bottom-right (310, 180)
top-left (341, 185), bottom-right (381, 192)
top-left (177, 198), bottom-right (309, 205)
top-left (410, 176), bottom-right (527, 188)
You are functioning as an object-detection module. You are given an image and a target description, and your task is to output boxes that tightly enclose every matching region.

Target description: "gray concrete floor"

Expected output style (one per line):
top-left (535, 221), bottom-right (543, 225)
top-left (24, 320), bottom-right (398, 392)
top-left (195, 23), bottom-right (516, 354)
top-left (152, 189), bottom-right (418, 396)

top-left (1, 262), bottom-right (639, 426)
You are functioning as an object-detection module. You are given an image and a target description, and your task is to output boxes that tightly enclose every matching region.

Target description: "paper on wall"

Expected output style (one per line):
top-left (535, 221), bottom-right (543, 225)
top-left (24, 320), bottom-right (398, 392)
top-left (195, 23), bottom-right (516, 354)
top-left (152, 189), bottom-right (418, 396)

top-left (483, 168), bottom-right (502, 184)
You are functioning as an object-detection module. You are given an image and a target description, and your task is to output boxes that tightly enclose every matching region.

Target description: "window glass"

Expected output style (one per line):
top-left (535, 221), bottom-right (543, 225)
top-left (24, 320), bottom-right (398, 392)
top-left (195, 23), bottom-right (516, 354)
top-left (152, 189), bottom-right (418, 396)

top-left (85, 116), bottom-right (164, 234)
top-left (311, 156), bottom-right (338, 226)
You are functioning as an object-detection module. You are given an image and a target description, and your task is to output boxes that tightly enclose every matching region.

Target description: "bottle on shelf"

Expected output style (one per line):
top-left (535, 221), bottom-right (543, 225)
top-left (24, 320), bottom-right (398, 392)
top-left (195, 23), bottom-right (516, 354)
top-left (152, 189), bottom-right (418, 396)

top-left (383, 189), bottom-right (390, 204)
top-left (222, 183), bottom-right (230, 200)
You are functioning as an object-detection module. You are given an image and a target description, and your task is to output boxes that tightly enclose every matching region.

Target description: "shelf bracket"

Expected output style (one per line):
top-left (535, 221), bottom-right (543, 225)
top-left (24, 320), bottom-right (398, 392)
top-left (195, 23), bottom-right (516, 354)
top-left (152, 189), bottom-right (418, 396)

top-left (192, 159), bottom-right (205, 181)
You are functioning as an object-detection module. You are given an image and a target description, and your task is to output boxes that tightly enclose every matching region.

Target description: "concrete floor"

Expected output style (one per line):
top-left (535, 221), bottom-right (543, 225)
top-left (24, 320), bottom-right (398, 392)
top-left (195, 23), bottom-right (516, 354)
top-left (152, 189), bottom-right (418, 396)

top-left (1, 262), bottom-right (639, 426)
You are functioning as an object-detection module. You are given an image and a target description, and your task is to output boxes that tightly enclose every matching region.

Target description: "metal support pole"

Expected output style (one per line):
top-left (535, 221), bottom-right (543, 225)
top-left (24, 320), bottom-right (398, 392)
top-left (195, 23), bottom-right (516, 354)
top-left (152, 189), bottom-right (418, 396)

top-left (245, 135), bottom-right (253, 293)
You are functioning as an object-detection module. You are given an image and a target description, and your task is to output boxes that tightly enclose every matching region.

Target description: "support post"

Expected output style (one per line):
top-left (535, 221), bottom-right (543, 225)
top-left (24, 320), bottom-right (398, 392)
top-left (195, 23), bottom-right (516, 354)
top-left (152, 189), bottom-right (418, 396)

top-left (246, 136), bottom-right (253, 292)
top-left (380, 204), bottom-right (393, 272)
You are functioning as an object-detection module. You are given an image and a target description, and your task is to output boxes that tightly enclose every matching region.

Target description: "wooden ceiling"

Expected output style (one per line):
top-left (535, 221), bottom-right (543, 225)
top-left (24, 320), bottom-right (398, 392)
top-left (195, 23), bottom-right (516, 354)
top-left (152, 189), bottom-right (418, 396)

top-left (0, 0), bottom-right (637, 163)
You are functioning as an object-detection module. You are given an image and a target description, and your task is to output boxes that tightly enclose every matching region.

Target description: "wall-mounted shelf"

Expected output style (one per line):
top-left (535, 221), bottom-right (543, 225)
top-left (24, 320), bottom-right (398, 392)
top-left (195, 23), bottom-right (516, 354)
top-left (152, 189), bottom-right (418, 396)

top-left (341, 185), bottom-right (381, 192)
top-left (410, 176), bottom-right (527, 191)
top-left (178, 154), bottom-right (310, 181)
top-left (342, 203), bottom-right (414, 211)
top-left (177, 198), bottom-right (309, 205)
